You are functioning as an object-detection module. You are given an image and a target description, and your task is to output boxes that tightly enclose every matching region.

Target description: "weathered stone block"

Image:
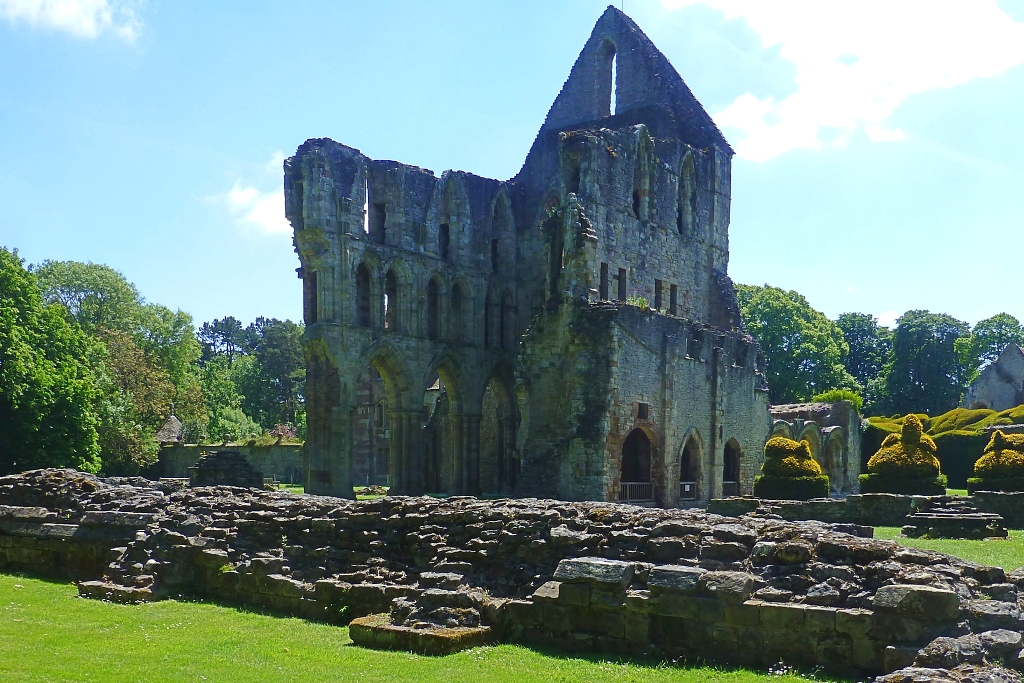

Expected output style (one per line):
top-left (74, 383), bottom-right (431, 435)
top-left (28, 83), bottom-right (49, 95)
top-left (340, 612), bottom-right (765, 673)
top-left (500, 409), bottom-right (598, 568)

top-left (969, 601), bottom-right (1023, 631)
top-left (699, 571), bottom-right (757, 601)
top-left (873, 585), bottom-right (961, 621)
top-left (723, 600), bottom-right (760, 627)
top-left (647, 564), bottom-right (704, 593)
top-left (657, 594), bottom-right (723, 622)
top-left (624, 612), bottom-right (650, 642)
top-left (532, 580), bottom-right (561, 604)
top-left (553, 557), bottom-right (633, 587)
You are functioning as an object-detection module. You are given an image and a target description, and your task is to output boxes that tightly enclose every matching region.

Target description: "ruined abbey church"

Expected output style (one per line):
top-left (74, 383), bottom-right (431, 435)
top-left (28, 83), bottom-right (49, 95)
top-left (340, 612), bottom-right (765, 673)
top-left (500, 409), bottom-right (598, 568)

top-left (286, 6), bottom-right (772, 507)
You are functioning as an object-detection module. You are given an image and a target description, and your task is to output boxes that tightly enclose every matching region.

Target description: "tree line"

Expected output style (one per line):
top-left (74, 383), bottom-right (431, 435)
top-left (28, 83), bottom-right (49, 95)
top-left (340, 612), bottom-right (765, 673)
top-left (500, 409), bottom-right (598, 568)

top-left (738, 284), bottom-right (1024, 416)
top-left (0, 248), bottom-right (304, 476)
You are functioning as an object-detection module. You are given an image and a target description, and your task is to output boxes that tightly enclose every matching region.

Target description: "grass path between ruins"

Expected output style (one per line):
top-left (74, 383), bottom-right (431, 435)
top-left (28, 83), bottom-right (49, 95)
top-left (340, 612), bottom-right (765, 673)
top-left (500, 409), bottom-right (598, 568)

top-left (0, 574), bottom-right (816, 683)
top-left (875, 527), bottom-right (1024, 569)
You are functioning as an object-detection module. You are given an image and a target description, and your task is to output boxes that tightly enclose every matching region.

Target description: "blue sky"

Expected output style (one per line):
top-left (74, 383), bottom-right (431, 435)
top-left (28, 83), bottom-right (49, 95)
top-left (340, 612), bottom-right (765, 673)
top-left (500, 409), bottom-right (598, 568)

top-left (1, 0), bottom-right (1022, 329)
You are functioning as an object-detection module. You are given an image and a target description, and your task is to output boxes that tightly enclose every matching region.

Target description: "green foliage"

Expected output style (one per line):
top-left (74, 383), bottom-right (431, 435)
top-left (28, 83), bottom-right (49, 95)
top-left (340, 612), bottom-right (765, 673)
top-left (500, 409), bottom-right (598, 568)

top-left (968, 431), bottom-right (1024, 492)
top-left (625, 293), bottom-right (649, 309)
top-left (836, 312), bottom-right (892, 390)
top-left (862, 414), bottom-right (947, 494)
top-left (753, 436), bottom-right (829, 500)
top-left (0, 249), bottom-right (102, 474)
top-left (32, 260), bottom-right (142, 335)
top-left (961, 313), bottom-right (1024, 383)
top-left (884, 310), bottom-right (971, 417)
top-left (735, 284), bottom-right (857, 404)
top-left (810, 388), bottom-right (863, 412)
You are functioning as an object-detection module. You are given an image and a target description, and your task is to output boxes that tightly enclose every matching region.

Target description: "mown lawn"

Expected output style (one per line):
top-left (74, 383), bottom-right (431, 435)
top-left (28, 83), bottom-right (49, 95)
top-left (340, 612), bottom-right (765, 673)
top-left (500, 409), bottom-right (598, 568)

top-left (0, 574), bottom-right (813, 683)
top-left (874, 526), bottom-right (1024, 570)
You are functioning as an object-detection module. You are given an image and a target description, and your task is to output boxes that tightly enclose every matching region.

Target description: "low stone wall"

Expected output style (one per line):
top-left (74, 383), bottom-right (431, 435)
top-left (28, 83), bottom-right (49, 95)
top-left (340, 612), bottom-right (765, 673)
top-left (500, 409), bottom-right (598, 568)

top-left (710, 493), bottom-right (1024, 529)
top-left (156, 444), bottom-right (303, 484)
top-left (2, 469), bottom-right (1024, 680)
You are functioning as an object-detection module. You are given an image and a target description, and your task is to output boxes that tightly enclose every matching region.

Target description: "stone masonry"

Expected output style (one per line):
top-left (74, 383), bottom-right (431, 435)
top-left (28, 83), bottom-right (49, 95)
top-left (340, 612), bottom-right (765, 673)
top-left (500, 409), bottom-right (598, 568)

top-left (287, 6), bottom-right (771, 506)
top-left (4, 469), bottom-right (1024, 680)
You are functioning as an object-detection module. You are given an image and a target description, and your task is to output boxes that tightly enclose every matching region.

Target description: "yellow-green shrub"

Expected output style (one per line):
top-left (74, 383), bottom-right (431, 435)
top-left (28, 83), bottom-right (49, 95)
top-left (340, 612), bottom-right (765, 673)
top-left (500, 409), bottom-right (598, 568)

top-left (968, 431), bottom-right (1024, 494)
top-left (754, 436), bottom-right (829, 500)
top-left (866, 414), bottom-right (940, 478)
top-left (860, 414), bottom-right (946, 495)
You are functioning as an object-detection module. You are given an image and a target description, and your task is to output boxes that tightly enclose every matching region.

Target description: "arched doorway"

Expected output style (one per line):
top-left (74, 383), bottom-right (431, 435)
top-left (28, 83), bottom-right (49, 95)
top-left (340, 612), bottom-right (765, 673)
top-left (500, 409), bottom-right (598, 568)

top-left (350, 364), bottom-right (391, 487)
top-left (479, 375), bottom-right (516, 495)
top-left (723, 439), bottom-right (741, 497)
top-left (620, 428), bottom-right (653, 502)
top-left (679, 436), bottom-right (700, 502)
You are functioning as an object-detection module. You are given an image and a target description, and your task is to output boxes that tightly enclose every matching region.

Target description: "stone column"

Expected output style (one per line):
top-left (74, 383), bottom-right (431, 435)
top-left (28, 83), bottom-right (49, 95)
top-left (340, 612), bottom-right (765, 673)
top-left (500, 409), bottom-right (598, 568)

top-left (465, 414), bottom-right (482, 496)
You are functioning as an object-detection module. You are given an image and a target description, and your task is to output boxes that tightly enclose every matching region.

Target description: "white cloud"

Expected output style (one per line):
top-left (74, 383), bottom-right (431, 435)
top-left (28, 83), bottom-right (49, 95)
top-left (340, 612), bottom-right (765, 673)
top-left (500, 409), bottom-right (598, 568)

top-left (664, 1), bottom-right (1024, 160)
top-left (0, 0), bottom-right (141, 41)
top-left (215, 152), bottom-right (292, 235)
top-left (223, 180), bottom-right (291, 235)
top-left (877, 310), bottom-right (900, 329)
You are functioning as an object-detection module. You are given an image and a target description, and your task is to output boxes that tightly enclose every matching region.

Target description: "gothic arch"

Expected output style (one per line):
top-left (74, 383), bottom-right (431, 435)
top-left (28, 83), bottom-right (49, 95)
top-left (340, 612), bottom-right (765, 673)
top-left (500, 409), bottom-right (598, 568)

top-left (489, 188), bottom-right (516, 273)
top-left (678, 150), bottom-right (697, 235)
top-left (771, 420), bottom-right (795, 439)
top-left (798, 423), bottom-right (822, 464)
top-left (427, 172), bottom-right (472, 262)
top-left (479, 365), bottom-right (518, 495)
top-left (632, 126), bottom-right (655, 221)
top-left (678, 427), bottom-right (703, 502)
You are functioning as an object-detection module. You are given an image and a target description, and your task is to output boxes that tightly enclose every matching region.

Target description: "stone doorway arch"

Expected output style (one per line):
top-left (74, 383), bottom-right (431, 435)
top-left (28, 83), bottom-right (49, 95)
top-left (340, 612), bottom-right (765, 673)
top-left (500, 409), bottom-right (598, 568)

top-left (620, 428), bottom-right (654, 502)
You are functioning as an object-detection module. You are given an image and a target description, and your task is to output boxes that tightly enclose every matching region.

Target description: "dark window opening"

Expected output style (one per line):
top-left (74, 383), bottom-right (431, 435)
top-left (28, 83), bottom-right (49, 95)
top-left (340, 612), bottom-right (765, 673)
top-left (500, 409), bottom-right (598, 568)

top-left (501, 293), bottom-right (515, 350)
top-left (292, 181), bottom-right (304, 231)
top-left (427, 280), bottom-right (440, 341)
top-left (355, 264), bottom-right (370, 327)
top-left (484, 292), bottom-right (492, 347)
top-left (439, 223), bottom-right (450, 260)
top-left (491, 239), bottom-right (499, 273)
top-left (548, 221), bottom-right (564, 297)
top-left (735, 344), bottom-right (747, 367)
top-left (617, 268), bottom-right (627, 301)
top-left (687, 331), bottom-right (701, 360)
top-left (600, 262), bottom-right (609, 300)
top-left (621, 429), bottom-right (652, 483)
top-left (568, 162), bottom-right (581, 195)
top-left (632, 189), bottom-right (642, 219)
top-left (680, 439), bottom-right (699, 501)
top-left (384, 270), bottom-right (397, 331)
top-left (670, 284), bottom-right (678, 316)
top-left (723, 440), bottom-right (741, 497)
top-left (678, 154), bottom-right (698, 235)
top-left (637, 402), bottom-right (650, 420)
top-left (654, 280), bottom-right (663, 311)
top-left (304, 269), bottom-right (318, 325)
top-left (370, 202), bottom-right (386, 244)
top-left (451, 284), bottom-right (463, 342)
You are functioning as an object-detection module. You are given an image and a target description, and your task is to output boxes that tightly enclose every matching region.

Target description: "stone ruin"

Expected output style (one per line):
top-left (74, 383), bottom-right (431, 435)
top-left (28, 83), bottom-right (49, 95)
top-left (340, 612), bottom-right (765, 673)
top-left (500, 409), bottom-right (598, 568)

top-left (2, 469), bottom-right (1024, 681)
top-left (188, 450), bottom-right (264, 489)
top-left (290, 5), bottom-right (771, 507)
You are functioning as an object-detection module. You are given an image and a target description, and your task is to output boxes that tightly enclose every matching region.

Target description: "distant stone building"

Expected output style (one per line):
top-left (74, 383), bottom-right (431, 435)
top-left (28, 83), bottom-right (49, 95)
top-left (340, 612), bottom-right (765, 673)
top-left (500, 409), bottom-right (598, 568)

top-left (769, 402), bottom-right (862, 494)
top-left (286, 7), bottom-right (772, 506)
top-left (962, 344), bottom-right (1024, 412)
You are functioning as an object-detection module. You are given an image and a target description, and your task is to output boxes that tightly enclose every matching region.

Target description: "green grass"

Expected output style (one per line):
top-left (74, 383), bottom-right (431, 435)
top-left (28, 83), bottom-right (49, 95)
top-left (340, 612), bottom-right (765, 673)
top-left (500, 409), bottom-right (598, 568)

top-left (946, 488), bottom-right (969, 496)
top-left (874, 526), bottom-right (1024, 570)
top-left (0, 574), bottom-right (816, 683)
top-left (276, 484), bottom-right (304, 494)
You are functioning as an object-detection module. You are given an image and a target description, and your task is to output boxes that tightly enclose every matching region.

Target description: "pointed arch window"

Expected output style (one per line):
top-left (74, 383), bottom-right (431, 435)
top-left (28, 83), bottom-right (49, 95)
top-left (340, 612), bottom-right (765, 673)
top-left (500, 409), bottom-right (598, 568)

top-left (384, 269), bottom-right (398, 331)
top-left (678, 153), bottom-right (697, 235)
top-left (355, 264), bottom-right (371, 327)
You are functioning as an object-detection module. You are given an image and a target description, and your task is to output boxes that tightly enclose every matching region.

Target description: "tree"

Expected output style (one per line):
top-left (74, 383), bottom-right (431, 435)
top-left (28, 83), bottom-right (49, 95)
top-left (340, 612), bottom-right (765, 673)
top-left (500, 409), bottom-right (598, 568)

top-left (885, 310), bottom-right (971, 416)
top-left (199, 317), bottom-right (246, 365)
top-left (963, 313), bottom-right (1024, 378)
top-left (0, 249), bottom-right (102, 474)
top-left (836, 313), bottom-right (892, 388)
top-left (93, 329), bottom-right (174, 474)
top-left (246, 317), bottom-right (305, 426)
top-left (736, 284), bottom-right (857, 404)
top-left (33, 260), bottom-right (141, 334)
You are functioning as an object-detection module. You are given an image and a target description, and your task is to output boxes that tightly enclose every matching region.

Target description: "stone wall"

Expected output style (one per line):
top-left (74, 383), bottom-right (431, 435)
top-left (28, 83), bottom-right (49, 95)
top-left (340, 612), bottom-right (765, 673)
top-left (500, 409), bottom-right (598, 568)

top-left (709, 493), bottom-right (1024, 529)
top-left (288, 7), bottom-right (772, 506)
top-left (157, 444), bottom-right (304, 484)
top-left (4, 469), bottom-right (1024, 679)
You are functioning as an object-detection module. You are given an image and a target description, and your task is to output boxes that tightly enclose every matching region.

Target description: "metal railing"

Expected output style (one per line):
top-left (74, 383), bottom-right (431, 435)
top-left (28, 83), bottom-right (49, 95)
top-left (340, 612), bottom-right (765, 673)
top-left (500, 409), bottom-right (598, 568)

top-left (619, 481), bottom-right (654, 502)
top-left (722, 481), bottom-right (740, 497)
top-left (679, 481), bottom-right (697, 501)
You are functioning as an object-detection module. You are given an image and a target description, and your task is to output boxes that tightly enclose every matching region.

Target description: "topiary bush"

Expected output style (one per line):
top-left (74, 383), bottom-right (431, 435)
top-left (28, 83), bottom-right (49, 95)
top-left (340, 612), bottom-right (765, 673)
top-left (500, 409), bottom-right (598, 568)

top-left (967, 430), bottom-right (1024, 493)
top-left (753, 436), bottom-right (829, 500)
top-left (859, 414), bottom-right (947, 495)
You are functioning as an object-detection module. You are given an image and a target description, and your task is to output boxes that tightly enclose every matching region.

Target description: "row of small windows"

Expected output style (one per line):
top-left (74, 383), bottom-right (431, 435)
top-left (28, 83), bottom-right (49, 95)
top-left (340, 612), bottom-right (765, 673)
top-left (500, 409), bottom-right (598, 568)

top-left (360, 181), bottom-right (508, 275)
top-left (354, 263), bottom-right (516, 349)
top-left (598, 263), bottom-right (679, 316)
